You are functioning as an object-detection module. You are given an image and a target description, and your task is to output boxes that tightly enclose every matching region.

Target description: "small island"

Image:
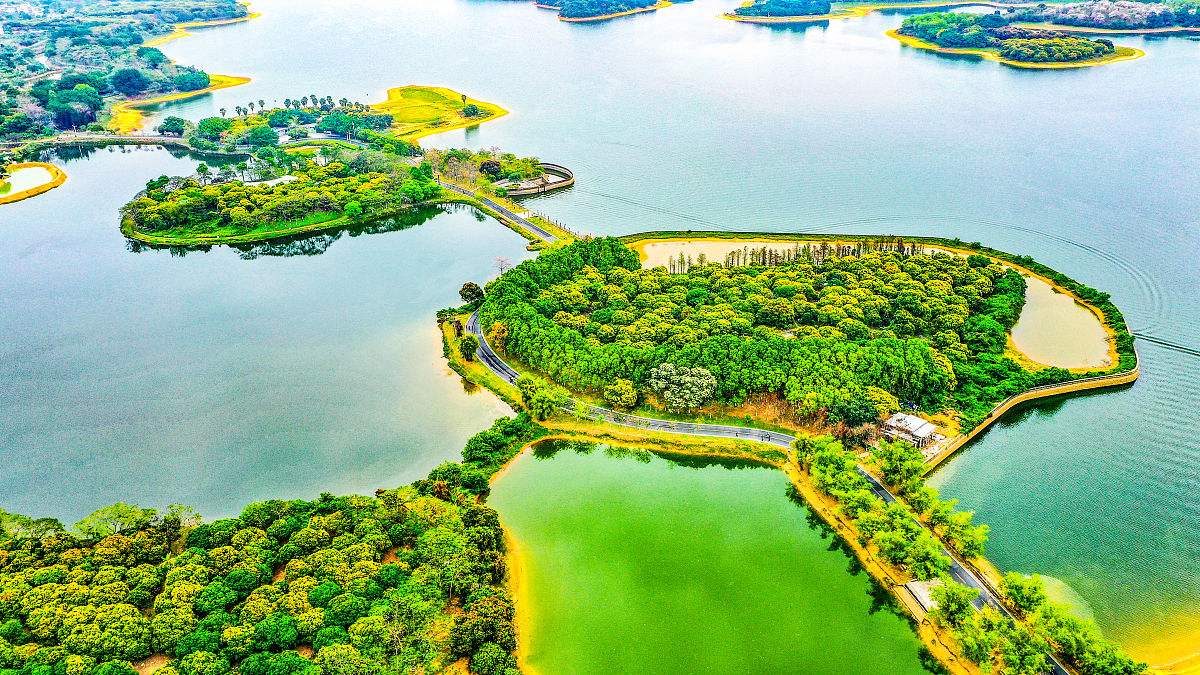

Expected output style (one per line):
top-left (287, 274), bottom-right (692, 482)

top-left (535, 0), bottom-right (671, 22)
top-left (891, 11), bottom-right (1143, 67)
top-left (117, 142), bottom-right (566, 246)
top-left (729, 0), bottom-right (833, 19)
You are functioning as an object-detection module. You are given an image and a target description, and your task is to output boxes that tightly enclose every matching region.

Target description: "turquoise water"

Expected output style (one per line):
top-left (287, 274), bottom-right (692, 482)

top-left (1, 0), bottom-right (1198, 660)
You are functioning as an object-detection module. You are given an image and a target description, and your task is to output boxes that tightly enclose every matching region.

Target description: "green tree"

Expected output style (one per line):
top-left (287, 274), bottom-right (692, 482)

top-left (1001, 572), bottom-right (1048, 616)
top-left (459, 282), bottom-right (485, 305)
top-left (156, 116), bottom-right (188, 136)
top-left (110, 69), bottom-right (150, 96)
top-left (929, 577), bottom-right (978, 627)
top-left (648, 363), bottom-right (717, 410)
top-left (603, 378), bottom-right (638, 409)
top-left (73, 503), bottom-right (157, 539)
top-left (244, 126), bottom-right (278, 148)
top-left (344, 201), bottom-right (363, 219)
top-left (458, 334), bottom-right (480, 362)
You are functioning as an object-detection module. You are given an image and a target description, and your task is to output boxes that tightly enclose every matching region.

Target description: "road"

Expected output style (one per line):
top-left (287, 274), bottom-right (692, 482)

top-left (437, 182), bottom-right (558, 243)
top-left (466, 309), bottom-right (1065, 675)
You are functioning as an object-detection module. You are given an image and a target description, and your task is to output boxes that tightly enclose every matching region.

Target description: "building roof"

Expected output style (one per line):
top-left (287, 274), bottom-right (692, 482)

top-left (884, 412), bottom-right (938, 439)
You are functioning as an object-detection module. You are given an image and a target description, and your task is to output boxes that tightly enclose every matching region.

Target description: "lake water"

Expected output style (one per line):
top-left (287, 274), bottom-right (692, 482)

top-left (489, 441), bottom-right (929, 675)
top-left (3, 0), bottom-right (1199, 664)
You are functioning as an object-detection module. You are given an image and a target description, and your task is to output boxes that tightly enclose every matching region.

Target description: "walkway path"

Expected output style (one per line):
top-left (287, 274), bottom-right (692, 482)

top-left (466, 308), bottom-right (1067, 675)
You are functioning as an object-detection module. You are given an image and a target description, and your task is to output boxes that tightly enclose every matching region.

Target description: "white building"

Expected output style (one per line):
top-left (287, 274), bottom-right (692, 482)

top-left (882, 412), bottom-right (943, 449)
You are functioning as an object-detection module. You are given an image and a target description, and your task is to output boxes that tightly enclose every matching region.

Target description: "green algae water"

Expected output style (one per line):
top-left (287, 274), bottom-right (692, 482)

top-left (489, 441), bottom-right (929, 675)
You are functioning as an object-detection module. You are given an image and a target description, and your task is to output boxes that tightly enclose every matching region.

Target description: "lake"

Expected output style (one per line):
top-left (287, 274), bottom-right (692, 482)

top-left (2, 0), bottom-right (1198, 664)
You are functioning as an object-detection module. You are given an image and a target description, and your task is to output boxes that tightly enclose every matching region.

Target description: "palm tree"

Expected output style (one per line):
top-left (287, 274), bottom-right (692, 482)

top-left (339, 97), bottom-right (348, 108)
top-left (300, 96), bottom-right (308, 107)
top-left (219, 107), bottom-right (226, 117)
top-left (258, 99), bottom-right (265, 110)
top-left (248, 102), bottom-right (255, 112)
top-left (283, 98), bottom-right (292, 109)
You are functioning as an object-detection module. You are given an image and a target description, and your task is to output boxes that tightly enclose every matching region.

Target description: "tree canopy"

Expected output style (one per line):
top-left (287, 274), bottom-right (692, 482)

top-left (478, 236), bottom-right (1063, 428)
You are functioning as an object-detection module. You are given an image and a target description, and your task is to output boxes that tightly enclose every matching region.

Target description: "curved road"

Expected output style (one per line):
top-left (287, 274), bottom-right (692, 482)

top-left (466, 309), bottom-right (1065, 675)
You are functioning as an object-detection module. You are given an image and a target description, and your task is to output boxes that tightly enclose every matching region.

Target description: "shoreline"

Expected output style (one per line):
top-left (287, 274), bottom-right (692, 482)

top-left (140, 8), bottom-right (262, 48)
top-left (108, 74), bottom-right (252, 134)
top-left (721, 0), bottom-right (1040, 24)
top-left (0, 162), bottom-right (68, 205)
top-left (1014, 21), bottom-right (1200, 35)
top-left (886, 28), bottom-right (1145, 68)
top-left (559, 0), bottom-right (672, 22)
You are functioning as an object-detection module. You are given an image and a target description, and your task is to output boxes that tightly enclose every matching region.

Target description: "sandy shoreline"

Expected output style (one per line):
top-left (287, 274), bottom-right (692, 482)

top-left (0, 162), bottom-right (68, 205)
top-left (886, 28), bottom-right (1145, 68)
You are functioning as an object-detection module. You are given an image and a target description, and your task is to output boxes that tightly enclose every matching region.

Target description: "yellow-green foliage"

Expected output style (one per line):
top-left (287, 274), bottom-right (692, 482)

top-left (0, 488), bottom-right (518, 675)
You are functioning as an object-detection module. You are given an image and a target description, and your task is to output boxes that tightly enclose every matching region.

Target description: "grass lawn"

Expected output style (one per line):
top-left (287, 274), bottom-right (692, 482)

top-left (369, 85), bottom-right (509, 141)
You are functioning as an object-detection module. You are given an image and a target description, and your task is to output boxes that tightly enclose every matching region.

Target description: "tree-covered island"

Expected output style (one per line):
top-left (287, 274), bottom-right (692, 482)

top-left (474, 236), bottom-right (1133, 432)
top-left (117, 144), bottom-right (554, 245)
top-left (534, 0), bottom-right (666, 21)
top-left (732, 0), bottom-right (832, 19)
top-left (894, 12), bottom-right (1139, 64)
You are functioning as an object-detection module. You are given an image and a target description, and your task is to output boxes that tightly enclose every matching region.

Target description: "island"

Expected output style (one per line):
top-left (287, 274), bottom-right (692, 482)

top-left (722, 0), bottom-right (1034, 24)
top-left (117, 141), bottom-right (566, 246)
top-left (535, 0), bottom-right (671, 22)
top-left (891, 11), bottom-right (1143, 67)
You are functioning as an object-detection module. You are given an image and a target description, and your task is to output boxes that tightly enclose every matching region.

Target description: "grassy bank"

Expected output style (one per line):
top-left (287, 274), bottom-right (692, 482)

top-left (370, 85), bottom-right (509, 143)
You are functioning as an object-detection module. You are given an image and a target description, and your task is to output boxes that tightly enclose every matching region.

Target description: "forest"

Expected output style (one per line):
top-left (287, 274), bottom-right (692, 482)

top-left (801, 434), bottom-right (1146, 675)
top-left (1014, 0), bottom-right (1200, 29)
top-left (0, 0), bottom-right (246, 138)
top-left (0, 414), bottom-right (544, 675)
top-left (899, 12), bottom-right (1118, 62)
top-left (478, 236), bottom-right (1085, 430)
top-left (548, 0), bottom-right (659, 19)
top-left (120, 150), bottom-right (442, 238)
top-left (733, 0), bottom-right (833, 18)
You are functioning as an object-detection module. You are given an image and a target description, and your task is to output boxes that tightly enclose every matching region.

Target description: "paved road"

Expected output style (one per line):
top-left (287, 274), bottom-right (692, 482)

top-left (466, 308), bottom-right (1064, 675)
top-left (438, 182), bottom-right (557, 243)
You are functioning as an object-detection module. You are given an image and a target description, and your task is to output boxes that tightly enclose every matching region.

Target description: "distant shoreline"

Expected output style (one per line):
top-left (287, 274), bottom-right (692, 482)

top-left (886, 28), bottom-right (1145, 68)
top-left (558, 0), bottom-right (672, 22)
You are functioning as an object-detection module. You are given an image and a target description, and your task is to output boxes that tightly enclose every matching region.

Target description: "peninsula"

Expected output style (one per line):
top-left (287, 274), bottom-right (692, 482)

top-left (441, 229), bottom-right (1145, 675)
